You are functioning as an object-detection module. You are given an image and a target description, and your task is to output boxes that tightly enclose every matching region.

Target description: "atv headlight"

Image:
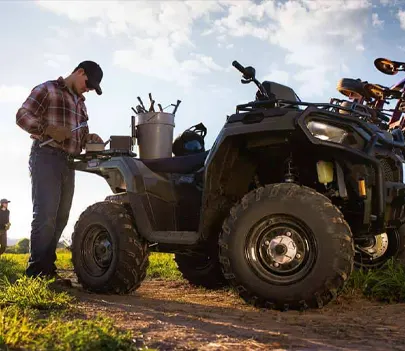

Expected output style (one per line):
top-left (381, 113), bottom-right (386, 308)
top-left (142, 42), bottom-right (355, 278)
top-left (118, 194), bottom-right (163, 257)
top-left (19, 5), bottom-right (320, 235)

top-left (307, 121), bottom-right (349, 144)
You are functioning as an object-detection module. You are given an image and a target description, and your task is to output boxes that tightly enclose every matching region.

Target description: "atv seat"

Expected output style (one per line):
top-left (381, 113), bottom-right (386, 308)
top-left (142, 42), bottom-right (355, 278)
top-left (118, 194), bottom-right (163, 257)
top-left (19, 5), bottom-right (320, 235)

top-left (141, 151), bottom-right (209, 174)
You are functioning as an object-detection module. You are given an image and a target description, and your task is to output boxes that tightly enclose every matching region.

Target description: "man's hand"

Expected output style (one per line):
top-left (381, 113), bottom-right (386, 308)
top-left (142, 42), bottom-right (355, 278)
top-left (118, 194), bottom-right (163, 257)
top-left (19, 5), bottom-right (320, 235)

top-left (45, 125), bottom-right (72, 143)
top-left (5, 223), bottom-right (10, 230)
top-left (85, 133), bottom-right (103, 143)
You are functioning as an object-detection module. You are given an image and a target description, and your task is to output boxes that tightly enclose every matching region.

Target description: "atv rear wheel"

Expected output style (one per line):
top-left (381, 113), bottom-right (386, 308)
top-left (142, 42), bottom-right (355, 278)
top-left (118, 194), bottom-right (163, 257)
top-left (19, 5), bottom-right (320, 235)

top-left (71, 201), bottom-right (149, 294)
top-left (175, 252), bottom-right (228, 289)
top-left (354, 228), bottom-right (405, 269)
top-left (219, 183), bottom-right (354, 311)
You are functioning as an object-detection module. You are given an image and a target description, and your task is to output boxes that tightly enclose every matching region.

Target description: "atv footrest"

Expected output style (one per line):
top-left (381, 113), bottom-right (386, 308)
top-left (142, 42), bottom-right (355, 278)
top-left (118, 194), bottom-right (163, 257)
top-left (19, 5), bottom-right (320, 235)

top-left (149, 231), bottom-right (199, 245)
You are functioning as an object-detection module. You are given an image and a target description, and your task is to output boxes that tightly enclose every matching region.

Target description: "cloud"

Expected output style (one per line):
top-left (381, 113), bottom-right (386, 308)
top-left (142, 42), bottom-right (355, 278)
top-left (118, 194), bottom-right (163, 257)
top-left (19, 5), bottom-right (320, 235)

top-left (204, 0), bottom-right (373, 97)
top-left (263, 69), bottom-right (290, 86)
top-left (36, 1), bottom-right (221, 45)
top-left (0, 85), bottom-right (29, 104)
top-left (36, 0), bottom-right (224, 86)
top-left (36, 0), bottom-right (379, 97)
top-left (44, 53), bottom-right (71, 69)
top-left (113, 37), bottom-right (224, 87)
top-left (398, 9), bottom-right (405, 30)
top-left (372, 13), bottom-right (384, 28)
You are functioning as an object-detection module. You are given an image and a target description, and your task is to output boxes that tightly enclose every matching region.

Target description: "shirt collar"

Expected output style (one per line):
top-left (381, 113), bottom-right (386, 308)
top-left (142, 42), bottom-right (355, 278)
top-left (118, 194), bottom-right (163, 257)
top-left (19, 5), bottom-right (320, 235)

top-left (56, 76), bottom-right (86, 101)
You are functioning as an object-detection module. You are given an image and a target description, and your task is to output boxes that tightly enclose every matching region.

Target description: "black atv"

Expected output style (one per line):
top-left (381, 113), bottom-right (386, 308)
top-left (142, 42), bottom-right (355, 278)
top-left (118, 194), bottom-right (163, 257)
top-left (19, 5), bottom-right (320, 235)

top-left (69, 60), bottom-right (405, 310)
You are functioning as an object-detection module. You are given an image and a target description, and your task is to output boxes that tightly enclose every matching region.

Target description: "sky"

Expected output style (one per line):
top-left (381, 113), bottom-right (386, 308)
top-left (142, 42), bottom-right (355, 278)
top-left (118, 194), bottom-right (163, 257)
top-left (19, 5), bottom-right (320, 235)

top-left (1, 0), bottom-right (405, 243)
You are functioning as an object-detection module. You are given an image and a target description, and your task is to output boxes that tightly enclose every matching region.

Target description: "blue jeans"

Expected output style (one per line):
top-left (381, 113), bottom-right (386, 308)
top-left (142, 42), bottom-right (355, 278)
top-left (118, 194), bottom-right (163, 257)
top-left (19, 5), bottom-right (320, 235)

top-left (26, 141), bottom-right (75, 277)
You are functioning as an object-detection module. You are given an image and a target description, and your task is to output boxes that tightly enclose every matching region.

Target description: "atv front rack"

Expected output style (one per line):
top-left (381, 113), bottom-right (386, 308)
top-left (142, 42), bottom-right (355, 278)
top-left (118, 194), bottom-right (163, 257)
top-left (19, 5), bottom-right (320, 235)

top-left (236, 98), bottom-right (380, 121)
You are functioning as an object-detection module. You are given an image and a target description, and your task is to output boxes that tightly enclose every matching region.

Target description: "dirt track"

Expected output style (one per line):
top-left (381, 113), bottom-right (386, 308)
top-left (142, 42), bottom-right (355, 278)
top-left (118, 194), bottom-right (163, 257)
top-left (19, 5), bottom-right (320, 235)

top-left (64, 278), bottom-right (405, 351)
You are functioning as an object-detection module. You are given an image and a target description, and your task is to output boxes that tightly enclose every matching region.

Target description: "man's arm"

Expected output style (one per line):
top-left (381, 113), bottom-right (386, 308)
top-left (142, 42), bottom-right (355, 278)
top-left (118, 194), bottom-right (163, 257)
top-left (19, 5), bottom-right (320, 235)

top-left (5, 211), bottom-right (10, 230)
top-left (16, 83), bottom-right (49, 136)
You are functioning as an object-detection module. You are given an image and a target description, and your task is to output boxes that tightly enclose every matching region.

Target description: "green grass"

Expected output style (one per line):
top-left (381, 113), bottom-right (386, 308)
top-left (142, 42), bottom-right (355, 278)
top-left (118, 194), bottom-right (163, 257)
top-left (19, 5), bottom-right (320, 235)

top-left (0, 307), bottom-right (139, 351)
top-left (3, 250), bottom-right (183, 281)
top-left (0, 251), bottom-right (144, 351)
top-left (3, 248), bottom-right (72, 272)
top-left (344, 258), bottom-right (405, 303)
top-left (147, 253), bottom-right (183, 280)
top-left (2, 246), bottom-right (405, 350)
top-left (0, 276), bottom-right (73, 310)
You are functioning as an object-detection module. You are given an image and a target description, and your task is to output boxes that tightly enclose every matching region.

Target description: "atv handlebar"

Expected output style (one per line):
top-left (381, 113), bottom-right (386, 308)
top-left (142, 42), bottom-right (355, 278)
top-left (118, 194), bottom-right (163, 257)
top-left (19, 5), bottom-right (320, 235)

top-left (232, 60), bottom-right (247, 76)
top-left (232, 60), bottom-right (270, 99)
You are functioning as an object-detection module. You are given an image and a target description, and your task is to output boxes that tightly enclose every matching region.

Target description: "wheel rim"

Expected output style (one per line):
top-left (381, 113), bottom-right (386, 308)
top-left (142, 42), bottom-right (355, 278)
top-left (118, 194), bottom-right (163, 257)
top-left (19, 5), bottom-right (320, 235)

top-left (245, 215), bottom-right (317, 285)
top-left (81, 225), bottom-right (113, 277)
top-left (355, 230), bottom-right (399, 268)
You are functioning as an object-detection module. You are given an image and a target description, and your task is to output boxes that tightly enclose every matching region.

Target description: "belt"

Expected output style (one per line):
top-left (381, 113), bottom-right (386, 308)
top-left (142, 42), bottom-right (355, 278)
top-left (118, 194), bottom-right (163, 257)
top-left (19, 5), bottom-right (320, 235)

top-left (32, 139), bottom-right (71, 159)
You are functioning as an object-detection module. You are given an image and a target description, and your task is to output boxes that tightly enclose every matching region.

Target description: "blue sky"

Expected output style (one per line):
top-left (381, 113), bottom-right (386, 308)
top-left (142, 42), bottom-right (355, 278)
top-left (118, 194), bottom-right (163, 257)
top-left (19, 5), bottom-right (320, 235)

top-left (1, 0), bottom-right (405, 242)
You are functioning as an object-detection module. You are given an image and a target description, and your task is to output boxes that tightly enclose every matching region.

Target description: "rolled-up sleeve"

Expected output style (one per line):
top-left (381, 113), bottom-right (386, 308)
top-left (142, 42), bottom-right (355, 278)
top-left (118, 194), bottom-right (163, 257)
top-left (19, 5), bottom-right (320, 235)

top-left (16, 83), bottom-right (49, 136)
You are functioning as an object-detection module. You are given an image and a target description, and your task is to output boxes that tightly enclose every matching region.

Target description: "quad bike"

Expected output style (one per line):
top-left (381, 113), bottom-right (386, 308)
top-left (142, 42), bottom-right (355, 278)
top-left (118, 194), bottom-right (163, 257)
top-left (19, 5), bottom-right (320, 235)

top-left (69, 59), bottom-right (405, 311)
top-left (333, 57), bottom-right (405, 130)
top-left (331, 58), bottom-right (405, 268)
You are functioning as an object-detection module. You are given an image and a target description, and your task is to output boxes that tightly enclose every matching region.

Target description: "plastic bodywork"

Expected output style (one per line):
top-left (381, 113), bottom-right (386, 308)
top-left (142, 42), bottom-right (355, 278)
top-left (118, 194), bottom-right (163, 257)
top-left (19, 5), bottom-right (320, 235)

top-left (72, 103), bottom-right (405, 250)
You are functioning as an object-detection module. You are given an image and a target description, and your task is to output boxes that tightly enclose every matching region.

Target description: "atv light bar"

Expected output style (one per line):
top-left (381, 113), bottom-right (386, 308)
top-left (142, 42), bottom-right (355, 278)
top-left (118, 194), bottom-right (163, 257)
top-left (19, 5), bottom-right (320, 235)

top-left (306, 121), bottom-right (349, 144)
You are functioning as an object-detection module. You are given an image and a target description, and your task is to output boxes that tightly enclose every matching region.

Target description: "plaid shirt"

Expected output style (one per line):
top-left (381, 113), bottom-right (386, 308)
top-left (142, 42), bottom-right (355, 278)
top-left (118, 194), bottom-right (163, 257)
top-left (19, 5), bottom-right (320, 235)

top-left (16, 77), bottom-right (89, 156)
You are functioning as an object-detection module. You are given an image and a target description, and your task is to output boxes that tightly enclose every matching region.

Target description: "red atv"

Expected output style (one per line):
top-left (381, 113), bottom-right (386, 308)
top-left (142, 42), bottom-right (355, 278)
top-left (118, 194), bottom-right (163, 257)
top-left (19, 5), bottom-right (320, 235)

top-left (333, 58), bottom-right (405, 133)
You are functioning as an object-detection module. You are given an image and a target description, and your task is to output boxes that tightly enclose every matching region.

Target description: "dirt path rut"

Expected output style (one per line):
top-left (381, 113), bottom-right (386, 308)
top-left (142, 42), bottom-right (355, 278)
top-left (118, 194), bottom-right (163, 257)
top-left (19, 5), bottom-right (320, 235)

top-left (66, 279), bottom-right (405, 350)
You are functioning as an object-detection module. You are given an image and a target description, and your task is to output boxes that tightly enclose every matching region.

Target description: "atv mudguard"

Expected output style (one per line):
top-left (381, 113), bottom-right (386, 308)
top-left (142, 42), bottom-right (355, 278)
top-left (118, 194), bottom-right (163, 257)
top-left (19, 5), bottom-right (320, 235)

top-left (73, 155), bottom-right (203, 246)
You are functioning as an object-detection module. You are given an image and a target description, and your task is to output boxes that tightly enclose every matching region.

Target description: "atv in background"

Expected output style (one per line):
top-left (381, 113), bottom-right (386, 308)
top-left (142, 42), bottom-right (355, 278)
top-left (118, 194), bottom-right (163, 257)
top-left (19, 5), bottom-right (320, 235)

top-left (331, 57), bottom-right (405, 268)
top-left (332, 58), bottom-right (405, 131)
top-left (69, 59), bottom-right (405, 311)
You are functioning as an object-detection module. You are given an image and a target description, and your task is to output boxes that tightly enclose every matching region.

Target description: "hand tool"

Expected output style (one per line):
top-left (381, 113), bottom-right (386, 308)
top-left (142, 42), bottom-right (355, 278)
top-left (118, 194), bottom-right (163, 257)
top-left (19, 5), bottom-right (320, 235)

top-left (39, 121), bottom-right (88, 147)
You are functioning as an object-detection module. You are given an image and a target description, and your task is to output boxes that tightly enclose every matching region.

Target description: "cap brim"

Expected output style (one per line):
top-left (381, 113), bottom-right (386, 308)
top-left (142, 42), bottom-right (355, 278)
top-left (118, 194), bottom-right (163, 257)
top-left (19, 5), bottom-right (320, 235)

top-left (91, 82), bottom-right (102, 95)
top-left (87, 77), bottom-right (102, 95)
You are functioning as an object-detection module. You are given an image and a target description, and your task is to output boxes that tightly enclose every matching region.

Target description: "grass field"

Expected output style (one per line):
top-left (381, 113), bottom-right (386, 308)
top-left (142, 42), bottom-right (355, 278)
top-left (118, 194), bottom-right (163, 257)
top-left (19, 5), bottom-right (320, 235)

top-left (0, 249), bottom-right (405, 350)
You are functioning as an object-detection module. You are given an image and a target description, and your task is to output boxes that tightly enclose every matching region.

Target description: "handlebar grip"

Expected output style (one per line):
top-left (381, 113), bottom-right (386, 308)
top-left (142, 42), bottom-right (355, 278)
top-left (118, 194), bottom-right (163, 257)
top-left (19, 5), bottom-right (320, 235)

top-left (232, 60), bottom-right (246, 75)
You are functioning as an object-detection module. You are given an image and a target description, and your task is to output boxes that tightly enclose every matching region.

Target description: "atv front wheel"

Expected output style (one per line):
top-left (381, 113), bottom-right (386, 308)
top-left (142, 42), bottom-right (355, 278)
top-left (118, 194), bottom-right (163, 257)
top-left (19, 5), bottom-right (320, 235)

top-left (175, 252), bottom-right (228, 289)
top-left (219, 183), bottom-right (354, 311)
top-left (71, 201), bottom-right (149, 294)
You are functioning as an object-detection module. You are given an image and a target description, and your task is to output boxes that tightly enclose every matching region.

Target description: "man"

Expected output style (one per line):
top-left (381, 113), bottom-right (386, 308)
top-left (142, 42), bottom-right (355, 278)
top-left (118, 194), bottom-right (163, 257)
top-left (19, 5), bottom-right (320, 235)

top-left (0, 199), bottom-right (11, 255)
top-left (16, 60), bottom-right (104, 285)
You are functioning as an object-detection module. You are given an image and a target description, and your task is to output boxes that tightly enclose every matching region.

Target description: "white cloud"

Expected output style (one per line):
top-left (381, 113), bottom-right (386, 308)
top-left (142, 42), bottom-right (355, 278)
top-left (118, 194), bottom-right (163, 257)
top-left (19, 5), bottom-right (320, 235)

top-left (37, 0), bottom-right (224, 86)
top-left (398, 9), bottom-right (405, 30)
top-left (36, 0), bottom-right (378, 97)
top-left (263, 69), bottom-right (290, 86)
top-left (44, 53), bottom-right (71, 69)
top-left (113, 37), bottom-right (223, 87)
top-left (37, 1), bottom-right (220, 45)
top-left (0, 85), bottom-right (29, 104)
top-left (205, 0), bottom-right (372, 97)
top-left (372, 13), bottom-right (384, 28)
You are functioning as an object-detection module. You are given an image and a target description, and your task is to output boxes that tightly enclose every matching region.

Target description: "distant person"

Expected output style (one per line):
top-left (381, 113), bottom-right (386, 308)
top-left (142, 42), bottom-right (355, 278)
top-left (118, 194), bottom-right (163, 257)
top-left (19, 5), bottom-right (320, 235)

top-left (15, 61), bottom-right (104, 286)
top-left (0, 199), bottom-right (11, 255)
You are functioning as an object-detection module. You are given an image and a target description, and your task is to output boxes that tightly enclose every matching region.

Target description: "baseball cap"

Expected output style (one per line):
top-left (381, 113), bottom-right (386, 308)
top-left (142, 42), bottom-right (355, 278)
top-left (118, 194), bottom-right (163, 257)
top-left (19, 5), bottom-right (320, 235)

top-left (0, 199), bottom-right (10, 204)
top-left (77, 60), bottom-right (103, 95)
